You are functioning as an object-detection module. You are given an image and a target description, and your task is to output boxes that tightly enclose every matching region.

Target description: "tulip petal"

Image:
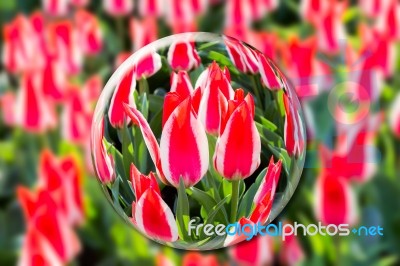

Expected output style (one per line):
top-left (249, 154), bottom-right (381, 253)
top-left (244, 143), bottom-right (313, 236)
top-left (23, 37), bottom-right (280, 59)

top-left (258, 54), bottom-right (282, 90)
top-left (123, 103), bottom-right (169, 184)
top-left (135, 189), bottom-right (178, 242)
top-left (160, 97), bottom-right (209, 187)
top-left (108, 68), bottom-right (136, 128)
top-left (92, 119), bottom-right (115, 183)
top-left (214, 101), bottom-right (261, 180)
top-left (315, 173), bottom-right (357, 225)
top-left (167, 41), bottom-right (200, 71)
top-left (170, 71), bottom-right (193, 98)
top-left (134, 51), bottom-right (162, 79)
top-left (130, 163), bottom-right (160, 200)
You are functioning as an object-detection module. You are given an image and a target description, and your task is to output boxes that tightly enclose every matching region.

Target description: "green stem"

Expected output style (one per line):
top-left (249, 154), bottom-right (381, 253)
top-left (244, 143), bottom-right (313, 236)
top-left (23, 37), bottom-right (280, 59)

top-left (230, 179), bottom-right (240, 223)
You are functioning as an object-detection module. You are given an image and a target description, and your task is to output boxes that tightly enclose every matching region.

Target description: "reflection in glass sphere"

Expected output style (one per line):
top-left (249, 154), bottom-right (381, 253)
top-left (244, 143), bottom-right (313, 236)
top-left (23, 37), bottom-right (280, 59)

top-left (91, 32), bottom-right (306, 250)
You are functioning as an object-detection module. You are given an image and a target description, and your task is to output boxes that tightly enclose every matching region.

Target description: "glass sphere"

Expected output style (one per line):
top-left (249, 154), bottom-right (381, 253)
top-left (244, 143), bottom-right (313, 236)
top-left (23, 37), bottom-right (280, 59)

top-left (91, 32), bottom-right (306, 250)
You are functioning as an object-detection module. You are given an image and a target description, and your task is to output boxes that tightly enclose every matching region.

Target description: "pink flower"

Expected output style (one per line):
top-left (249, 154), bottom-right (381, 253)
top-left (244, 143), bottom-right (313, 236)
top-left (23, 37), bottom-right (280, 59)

top-left (61, 84), bottom-right (92, 143)
top-left (224, 36), bottom-right (259, 74)
top-left (17, 187), bottom-right (81, 265)
top-left (282, 36), bottom-right (321, 98)
top-left (311, 1), bottom-right (347, 53)
top-left (14, 70), bottom-right (57, 133)
top-left (167, 40), bottom-right (200, 71)
top-left (75, 10), bottom-right (103, 55)
top-left (38, 150), bottom-right (85, 226)
top-left (130, 17), bottom-right (158, 51)
top-left (43, 0), bottom-right (69, 16)
top-left (108, 68), bottom-right (136, 128)
top-left (315, 170), bottom-right (357, 225)
top-left (42, 57), bottom-right (65, 101)
top-left (2, 15), bottom-right (33, 73)
top-left (198, 62), bottom-right (234, 134)
top-left (49, 21), bottom-right (82, 75)
top-left (138, 0), bottom-right (162, 17)
top-left (323, 113), bottom-right (382, 183)
top-left (134, 50), bottom-right (162, 79)
top-left (229, 235), bottom-right (274, 266)
top-left (214, 89), bottom-right (261, 180)
top-left (124, 95), bottom-right (209, 188)
top-left (92, 119), bottom-right (116, 184)
top-left (283, 92), bottom-right (305, 157)
top-left (258, 53), bottom-right (282, 90)
top-left (130, 164), bottom-right (178, 242)
top-left (250, 157), bottom-right (282, 223)
top-left (103, 0), bottom-right (134, 16)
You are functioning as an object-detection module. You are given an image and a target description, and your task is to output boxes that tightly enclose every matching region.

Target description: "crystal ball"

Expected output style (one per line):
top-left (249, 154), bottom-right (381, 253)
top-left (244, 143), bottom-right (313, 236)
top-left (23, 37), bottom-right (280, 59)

top-left (91, 32), bottom-right (306, 250)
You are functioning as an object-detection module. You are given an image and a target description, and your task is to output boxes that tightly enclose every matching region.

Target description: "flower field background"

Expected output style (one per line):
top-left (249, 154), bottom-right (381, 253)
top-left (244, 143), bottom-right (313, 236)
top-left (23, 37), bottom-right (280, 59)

top-left (0, 0), bottom-right (400, 265)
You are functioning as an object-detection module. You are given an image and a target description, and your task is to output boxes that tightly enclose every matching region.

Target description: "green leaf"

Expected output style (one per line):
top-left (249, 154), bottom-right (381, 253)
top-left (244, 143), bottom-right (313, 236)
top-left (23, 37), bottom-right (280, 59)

top-left (200, 195), bottom-right (230, 240)
top-left (148, 94), bottom-right (164, 114)
top-left (176, 178), bottom-right (191, 241)
top-left (187, 187), bottom-right (228, 224)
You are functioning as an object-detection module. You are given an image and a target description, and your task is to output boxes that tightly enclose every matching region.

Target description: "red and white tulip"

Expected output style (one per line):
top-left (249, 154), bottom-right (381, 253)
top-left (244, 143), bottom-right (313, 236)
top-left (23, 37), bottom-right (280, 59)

top-left (92, 119), bottom-right (116, 184)
top-left (214, 89), bottom-right (261, 180)
top-left (130, 164), bottom-right (178, 242)
top-left (283, 92), bottom-right (305, 157)
top-left (198, 62), bottom-right (234, 134)
top-left (124, 95), bottom-right (209, 188)
top-left (103, 0), bottom-right (133, 16)
top-left (315, 171), bottom-right (357, 225)
top-left (250, 157), bottom-right (282, 223)
top-left (167, 40), bottom-right (201, 71)
top-left (258, 53), bottom-right (282, 90)
top-left (224, 36), bottom-right (259, 74)
top-left (108, 68), bottom-right (136, 128)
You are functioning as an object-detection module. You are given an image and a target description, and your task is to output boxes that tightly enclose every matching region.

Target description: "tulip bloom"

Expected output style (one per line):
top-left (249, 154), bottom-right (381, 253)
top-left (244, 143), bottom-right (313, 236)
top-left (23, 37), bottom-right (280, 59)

top-left (92, 119), bottom-right (116, 183)
top-left (17, 187), bottom-right (81, 265)
top-left (75, 10), bottom-right (102, 55)
top-left (49, 21), bottom-right (82, 75)
top-left (130, 164), bottom-right (178, 242)
top-left (2, 16), bottom-right (32, 73)
top-left (283, 92), bottom-right (305, 157)
top-left (15, 71), bottom-right (57, 133)
top-left (198, 62), bottom-right (234, 134)
top-left (214, 89), bottom-right (261, 180)
top-left (108, 68), bottom-right (136, 128)
top-left (130, 17), bottom-right (158, 51)
top-left (39, 150), bottom-right (85, 226)
top-left (134, 51), bottom-right (162, 79)
top-left (229, 235), bottom-right (274, 266)
top-left (167, 40), bottom-right (201, 71)
top-left (103, 0), bottom-right (133, 16)
top-left (224, 36), bottom-right (259, 74)
top-left (43, 0), bottom-right (69, 16)
top-left (250, 157), bottom-right (282, 223)
top-left (258, 53), bottom-right (282, 90)
top-left (315, 171), bottom-right (357, 225)
top-left (124, 95), bottom-right (209, 188)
